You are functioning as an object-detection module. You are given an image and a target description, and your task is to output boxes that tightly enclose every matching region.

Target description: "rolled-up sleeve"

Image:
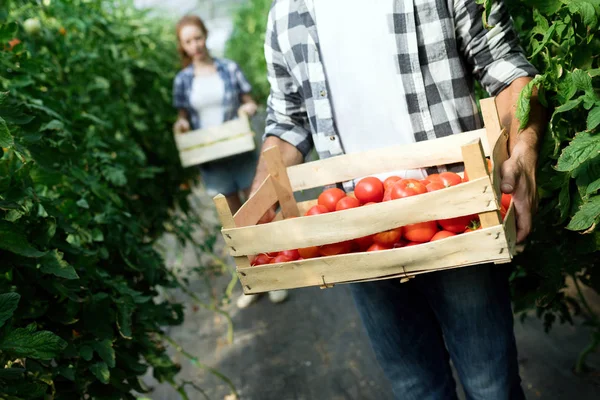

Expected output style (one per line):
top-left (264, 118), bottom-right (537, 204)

top-left (172, 73), bottom-right (187, 109)
top-left (454, 0), bottom-right (538, 96)
top-left (263, 7), bottom-right (313, 158)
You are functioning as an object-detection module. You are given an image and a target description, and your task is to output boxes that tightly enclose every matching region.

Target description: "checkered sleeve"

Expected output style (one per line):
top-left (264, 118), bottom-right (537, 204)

top-left (263, 5), bottom-right (314, 158)
top-left (454, 0), bottom-right (538, 96)
top-left (233, 62), bottom-right (253, 95)
top-left (172, 72), bottom-right (187, 109)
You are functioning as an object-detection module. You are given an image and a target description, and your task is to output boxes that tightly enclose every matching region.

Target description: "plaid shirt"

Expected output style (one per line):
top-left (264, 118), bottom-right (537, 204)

top-left (264, 0), bottom-right (537, 162)
top-left (173, 57), bottom-right (252, 130)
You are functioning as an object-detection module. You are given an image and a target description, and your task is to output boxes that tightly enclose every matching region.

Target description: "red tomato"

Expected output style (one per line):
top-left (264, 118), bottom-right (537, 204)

top-left (355, 177), bottom-right (384, 204)
top-left (383, 176), bottom-right (401, 191)
top-left (404, 241), bottom-right (423, 247)
top-left (500, 204), bottom-right (507, 221)
top-left (439, 172), bottom-right (462, 187)
top-left (501, 193), bottom-right (512, 210)
top-left (335, 196), bottom-right (360, 211)
top-left (382, 187), bottom-right (393, 202)
top-left (318, 188), bottom-right (346, 212)
top-left (8, 38), bottom-right (21, 51)
top-left (430, 230), bottom-right (457, 241)
top-left (390, 179), bottom-right (427, 199)
top-left (270, 254), bottom-right (294, 264)
top-left (320, 241), bottom-right (353, 256)
top-left (251, 254), bottom-right (273, 266)
top-left (279, 249), bottom-right (300, 260)
top-left (438, 214), bottom-right (477, 233)
top-left (305, 204), bottom-right (329, 216)
top-left (393, 239), bottom-right (408, 248)
top-left (426, 181), bottom-right (446, 192)
top-left (354, 235), bottom-right (375, 251)
top-left (367, 243), bottom-right (392, 252)
top-left (373, 227), bottom-right (403, 246)
top-left (404, 221), bottom-right (438, 242)
top-left (298, 246), bottom-right (320, 259)
top-left (363, 202), bottom-right (377, 206)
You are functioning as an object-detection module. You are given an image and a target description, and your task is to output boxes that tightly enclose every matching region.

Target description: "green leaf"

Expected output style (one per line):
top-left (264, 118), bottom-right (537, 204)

top-left (90, 361), bottom-right (110, 384)
top-left (80, 345), bottom-right (94, 361)
top-left (58, 364), bottom-right (76, 381)
top-left (556, 132), bottom-right (600, 172)
top-left (40, 250), bottom-right (79, 280)
top-left (566, 0), bottom-right (598, 29)
top-left (93, 339), bottom-right (116, 368)
top-left (586, 178), bottom-right (600, 196)
top-left (76, 198), bottom-right (90, 209)
top-left (0, 292), bottom-right (20, 328)
top-left (102, 165), bottom-right (127, 186)
top-left (567, 195), bottom-right (600, 231)
top-left (0, 221), bottom-right (47, 258)
top-left (117, 301), bottom-right (134, 339)
top-left (0, 326), bottom-right (67, 360)
top-left (0, 116), bottom-right (13, 148)
top-left (40, 119), bottom-right (65, 131)
top-left (516, 75), bottom-right (544, 129)
top-left (0, 367), bottom-right (25, 380)
top-left (587, 105), bottom-right (600, 131)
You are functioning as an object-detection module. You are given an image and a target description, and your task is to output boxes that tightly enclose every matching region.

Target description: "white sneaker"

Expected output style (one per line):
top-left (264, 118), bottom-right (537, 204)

top-left (236, 293), bottom-right (260, 309)
top-left (268, 290), bottom-right (289, 304)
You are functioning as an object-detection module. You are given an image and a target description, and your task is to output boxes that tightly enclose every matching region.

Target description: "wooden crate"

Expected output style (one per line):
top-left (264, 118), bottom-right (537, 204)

top-left (174, 110), bottom-right (255, 167)
top-left (214, 98), bottom-right (517, 294)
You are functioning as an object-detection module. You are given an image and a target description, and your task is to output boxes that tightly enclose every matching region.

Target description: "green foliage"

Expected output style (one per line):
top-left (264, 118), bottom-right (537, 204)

top-left (0, 0), bottom-right (225, 397)
top-left (225, 0), bottom-right (272, 105)
top-left (494, 0), bottom-right (600, 370)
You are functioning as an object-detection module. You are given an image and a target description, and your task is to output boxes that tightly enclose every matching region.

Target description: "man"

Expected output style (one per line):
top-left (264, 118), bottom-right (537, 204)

top-left (252, 1), bottom-right (545, 398)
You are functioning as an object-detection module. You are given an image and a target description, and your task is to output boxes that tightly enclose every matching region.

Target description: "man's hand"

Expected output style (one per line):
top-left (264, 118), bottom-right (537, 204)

top-left (500, 137), bottom-right (538, 242)
top-left (496, 77), bottom-right (547, 243)
top-left (173, 117), bottom-right (190, 134)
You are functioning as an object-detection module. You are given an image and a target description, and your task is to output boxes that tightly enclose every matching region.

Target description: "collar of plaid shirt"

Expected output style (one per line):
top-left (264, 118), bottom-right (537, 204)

top-left (264, 0), bottom-right (537, 167)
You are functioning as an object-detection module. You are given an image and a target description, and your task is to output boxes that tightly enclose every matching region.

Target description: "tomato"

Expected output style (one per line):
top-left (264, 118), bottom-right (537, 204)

top-left (251, 254), bottom-right (273, 266)
top-left (320, 241), bottom-right (353, 256)
top-left (367, 243), bottom-right (392, 252)
top-left (430, 172), bottom-right (462, 187)
top-left (305, 204), bottom-right (329, 216)
top-left (404, 221), bottom-right (438, 242)
top-left (464, 220), bottom-right (482, 232)
top-left (363, 202), bottom-right (377, 206)
top-left (335, 196), bottom-right (360, 211)
top-left (355, 177), bottom-right (384, 203)
top-left (279, 249), bottom-right (300, 260)
top-left (438, 214), bottom-right (477, 233)
top-left (393, 239), bottom-right (408, 248)
top-left (426, 181), bottom-right (446, 192)
top-left (318, 188), bottom-right (346, 212)
top-left (404, 241), bottom-right (423, 247)
top-left (354, 235), bottom-right (375, 251)
top-left (373, 227), bottom-right (403, 246)
top-left (464, 159), bottom-right (492, 182)
top-left (390, 179), bottom-right (427, 199)
top-left (383, 176), bottom-right (401, 191)
top-left (501, 193), bottom-right (512, 210)
top-left (382, 187), bottom-right (393, 202)
top-left (298, 246), bottom-right (320, 259)
top-left (500, 204), bottom-right (507, 221)
top-left (430, 230), bottom-right (456, 241)
top-left (270, 254), bottom-right (295, 264)
top-left (7, 38), bottom-right (20, 51)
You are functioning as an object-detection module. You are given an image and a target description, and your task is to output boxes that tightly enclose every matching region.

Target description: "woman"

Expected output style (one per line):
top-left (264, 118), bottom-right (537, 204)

top-left (173, 15), bottom-right (288, 308)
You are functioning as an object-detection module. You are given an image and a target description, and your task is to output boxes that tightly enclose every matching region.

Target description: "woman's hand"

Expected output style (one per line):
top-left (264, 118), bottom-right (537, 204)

top-left (173, 117), bottom-right (190, 134)
top-left (239, 102), bottom-right (258, 117)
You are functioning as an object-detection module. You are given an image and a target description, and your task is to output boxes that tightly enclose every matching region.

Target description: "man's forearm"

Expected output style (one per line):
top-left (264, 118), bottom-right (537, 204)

top-left (250, 136), bottom-right (305, 194)
top-left (495, 77), bottom-right (547, 153)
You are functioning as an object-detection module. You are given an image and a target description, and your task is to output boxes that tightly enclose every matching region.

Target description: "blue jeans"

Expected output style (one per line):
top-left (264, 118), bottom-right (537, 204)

top-left (350, 264), bottom-right (525, 400)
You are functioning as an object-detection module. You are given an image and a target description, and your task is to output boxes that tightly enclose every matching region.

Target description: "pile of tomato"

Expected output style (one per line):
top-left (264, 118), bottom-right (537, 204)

top-left (251, 170), bottom-right (511, 266)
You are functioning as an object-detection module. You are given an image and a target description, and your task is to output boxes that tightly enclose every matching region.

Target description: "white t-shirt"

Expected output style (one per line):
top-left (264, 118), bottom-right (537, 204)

top-left (190, 73), bottom-right (226, 129)
top-left (314, 0), bottom-right (427, 181)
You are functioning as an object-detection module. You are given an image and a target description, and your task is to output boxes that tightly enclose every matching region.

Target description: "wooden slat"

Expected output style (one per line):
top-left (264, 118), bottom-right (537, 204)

top-left (237, 225), bottom-right (509, 293)
top-left (287, 128), bottom-right (488, 191)
top-left (179, 134), bottom-right (255, 167)
top-left (222, 177), bottom-right (495, 256)
top-left (461, 140), bottom-right (501, 228)
top-left (480, 97), bottom-right (503, 154)
top-left (503, 200), bottom-right (517, 257)
top-left (174, 118), bottom-right (250, 149)
top-left (490, 128), bottom-right (509, 207)
top-left (213, 194), bottom-right (251, 269)
top-left (233, 176), bottom-right (278, 228)
top-left (263, 146), bottom-right (299, 218)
